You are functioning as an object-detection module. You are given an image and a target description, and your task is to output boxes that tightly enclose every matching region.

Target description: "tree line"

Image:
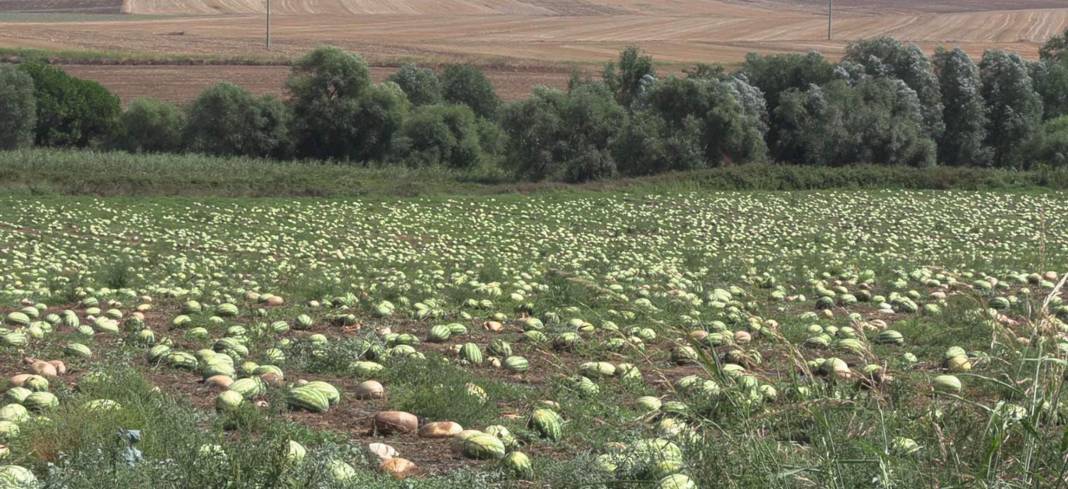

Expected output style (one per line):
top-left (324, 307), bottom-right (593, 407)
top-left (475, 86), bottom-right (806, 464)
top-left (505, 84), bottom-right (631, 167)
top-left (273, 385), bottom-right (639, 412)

top-left (1, 33), bottom-right (1068, 182)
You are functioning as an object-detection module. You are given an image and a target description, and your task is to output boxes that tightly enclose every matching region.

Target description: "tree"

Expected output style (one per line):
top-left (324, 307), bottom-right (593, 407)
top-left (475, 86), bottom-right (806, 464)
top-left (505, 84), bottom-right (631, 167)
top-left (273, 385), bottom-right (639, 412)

top-left (1031, 60), bottom-right (1068, 120)
top-left (287, 46), bottom-right (407, 162)
top-left (1026, 115), bottom-right (1068, 167)
top-left (773, 78), bottom-right (935, 167)
top-left (0, 65), bottom-right (36, 150)
top-left (112, 98), bottom-right (185, 154)
top-left (18, 62), bottom-right (120, 148)
top-left (393, 104), bottom-right (482, 168)
top-left (645, 76), bottom-right (768, 165)
top-left (739, 52), bottom-right (835, 114)
top-left (499, 83), bottom-right (623, 181)
top-left (387, 64), bottom-right (443, 107)
top-left (611, 111), bottom-right (703, 176)
top-left (184, 83), bottom-right (290, 158)
top-left (979, 50), bottom-right (1043, 168)
top-left (933, 48), bottom-right (991, 166)
top-left (1039, 28), bottom-right (1068, 64)
top-left (441, 65), bottom-right (500, 119)
top-left (843, 37), bottom-right (944, 139)
top-left (603, 46), bottom-right (656, 108)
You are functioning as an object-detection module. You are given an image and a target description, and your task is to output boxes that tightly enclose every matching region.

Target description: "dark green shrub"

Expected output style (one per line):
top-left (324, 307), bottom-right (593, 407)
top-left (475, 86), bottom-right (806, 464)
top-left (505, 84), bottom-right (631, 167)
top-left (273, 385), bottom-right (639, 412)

top-left (644, 76), bottom-right (768, 165)
top-left (112, 98), bottom-right (185, 154)
top-left (773, 78), bottom-right (936, 166)
top-left (18, 62), bottom-right (120, 148)
top-left (387, 64), bottom-right (443, 106)
top-left (0, 65), bottom-right (36, 150)
top-left (441, 64), bottom-right (499, 119)
top-left (1027, 115), bottom-right (1068, 167)
top-left (184, 83), bottom-right (290, 158)
top-left (394, 104), bottom-right (481, 168)
top-left (500, 83), bottom-right (623, 181)
top-left (611, 111), bottom-right (703, 176)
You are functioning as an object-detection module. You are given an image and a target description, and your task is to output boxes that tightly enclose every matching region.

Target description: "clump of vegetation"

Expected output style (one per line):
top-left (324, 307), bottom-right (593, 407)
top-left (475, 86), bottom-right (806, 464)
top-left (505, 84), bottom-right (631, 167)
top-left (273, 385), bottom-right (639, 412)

top-left (4, 31), bottom-right (1068, 180)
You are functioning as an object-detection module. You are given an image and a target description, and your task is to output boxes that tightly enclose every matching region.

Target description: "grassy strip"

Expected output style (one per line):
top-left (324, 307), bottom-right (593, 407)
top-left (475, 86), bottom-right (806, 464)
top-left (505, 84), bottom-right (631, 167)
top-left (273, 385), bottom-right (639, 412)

top-left (0, 46), bottom-right (293, 66)
top-left (1, 148), bottom-right (1067, 198)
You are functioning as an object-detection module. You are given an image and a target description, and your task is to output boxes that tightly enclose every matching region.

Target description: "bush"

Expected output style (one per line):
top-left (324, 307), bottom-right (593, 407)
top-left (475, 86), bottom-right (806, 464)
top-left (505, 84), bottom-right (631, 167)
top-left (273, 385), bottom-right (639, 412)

top-left (740, 51), bottom-right (834, 114)
top-left (0, 65), bottom-right (36, 150)
top-left (644, 76), bottom-right (768, 165)
top-left (184, 83), bottom-right (290, 158)
top-left (1027, 115), bottom-right (1068, 167)
top-left (500, 84), bottom-right (623, 182)
top-left (18, 62), bottom-right (120, 148)
top-left (843, 37), bottom-right (944, 138)
top-left (112, 98), bottom-right (185, 154)
top-left (441, 65), bottom-right (500, 119)
top-left (603, 46), bottom-right (656, 108)
top-left (611, 111), bottom-right (703, 176)
top-left (773, 78), bottom-right (936, 166)
top-left (394, 104), bottom-right (481, 168)
top-left (287, 46), bottom-right (407, 162)
top-left (388, 64), bottom-right (443, 107)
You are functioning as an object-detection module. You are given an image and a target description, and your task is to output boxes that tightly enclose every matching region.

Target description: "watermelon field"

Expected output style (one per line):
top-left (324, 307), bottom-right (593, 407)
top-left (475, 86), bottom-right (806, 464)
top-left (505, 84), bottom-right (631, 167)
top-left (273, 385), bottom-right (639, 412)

top-left (0, 189), bottom-right (1067, 488)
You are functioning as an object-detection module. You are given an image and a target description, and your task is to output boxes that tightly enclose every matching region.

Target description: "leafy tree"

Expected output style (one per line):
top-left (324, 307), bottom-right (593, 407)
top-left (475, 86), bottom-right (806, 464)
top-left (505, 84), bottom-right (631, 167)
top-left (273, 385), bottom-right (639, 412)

top-left (112, 98), bottom-right (185, 154)
top-left (499, 83), bottom-right (623, 181)
top-left (287, 46), bottom-right (407, 162)
top-left (603, 46), bottom-right (656, 108)
top-left (1031, 60), bottom-right (1068, 120)
top-left (394, 104), bottom-right (481, 168)
top-left (979, 50), bottom-right (1043, 168)
top-left (1026, 115), bottom-right (1068, 167)
top-left (740, 52), bottom-right (834, 114)
top-left (0, 65), bottom-right (36, 150)
top-left (1039, 28), bottom-right (1068, 64)
top-left (441, 65), bottom-right (500, 119)
top-left (773, 78), bottom-right (935, 166)
top-left (611, 110), bottom-right (703, 176)
top-left (184, 83), bottom-right (290, 158)
top-left (843, 37), bottom-right (944, 139)
top-left (18, 62), bottom-right (120, 148)
top-left (388, 64), bottom-right (443, 107)
top-left (645, 76), bottom-right (767, 165)
top-left (933, 48), bottom-right (991, 166)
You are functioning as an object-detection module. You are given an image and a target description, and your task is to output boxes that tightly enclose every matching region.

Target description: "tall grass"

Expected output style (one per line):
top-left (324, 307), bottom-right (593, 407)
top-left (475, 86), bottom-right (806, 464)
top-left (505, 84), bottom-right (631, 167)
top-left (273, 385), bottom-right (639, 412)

top-left (2, 149), bottom-right (1067, 199)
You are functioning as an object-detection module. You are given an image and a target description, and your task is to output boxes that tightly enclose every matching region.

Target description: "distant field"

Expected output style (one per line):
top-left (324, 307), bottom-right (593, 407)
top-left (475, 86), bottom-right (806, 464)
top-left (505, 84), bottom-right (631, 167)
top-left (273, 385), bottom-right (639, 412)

top-left (0, 0), bottom-right (1064, 67)
top-left (1, 0), bottom-right (1062, 105)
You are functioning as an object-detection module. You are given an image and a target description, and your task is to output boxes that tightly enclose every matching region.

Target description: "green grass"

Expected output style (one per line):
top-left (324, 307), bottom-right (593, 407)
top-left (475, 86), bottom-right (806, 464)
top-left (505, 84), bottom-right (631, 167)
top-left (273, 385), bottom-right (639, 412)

top-left (0, 12), bottom-right (176, 22)
top-left (2, 148), bottom-right (1068, 199)
top-left (0, 46), bottom-right (293, 66)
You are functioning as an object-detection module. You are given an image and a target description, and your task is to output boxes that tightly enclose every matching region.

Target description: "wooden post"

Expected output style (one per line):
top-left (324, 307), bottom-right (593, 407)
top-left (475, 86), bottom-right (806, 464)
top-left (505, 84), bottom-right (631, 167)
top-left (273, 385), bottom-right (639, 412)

top-left (263, 0), bottom-right (269, 49)
top-left (827, 0), bottom-right (832, 40)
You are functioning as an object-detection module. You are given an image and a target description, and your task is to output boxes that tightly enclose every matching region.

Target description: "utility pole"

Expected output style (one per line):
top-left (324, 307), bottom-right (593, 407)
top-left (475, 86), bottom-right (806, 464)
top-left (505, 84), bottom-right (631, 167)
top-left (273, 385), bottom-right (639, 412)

top-left (827, 0), bottom-right (832, 40)
top-left (266, 0), bottom-right (271, 49)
